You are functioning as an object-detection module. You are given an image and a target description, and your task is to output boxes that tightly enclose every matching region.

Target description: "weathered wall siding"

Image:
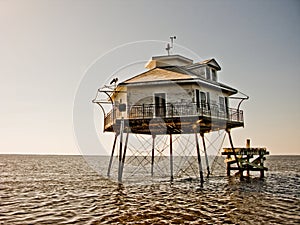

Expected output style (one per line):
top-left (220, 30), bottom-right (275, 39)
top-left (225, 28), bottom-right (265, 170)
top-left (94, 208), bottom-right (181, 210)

top-left (191, 84), bottom-right (227, 104)
top-left (113, 83), bottom-right (232, 119)
top-left (125, 83), bottom-right (229, 106)
top-left (127, 84), bottom-right (193, 106)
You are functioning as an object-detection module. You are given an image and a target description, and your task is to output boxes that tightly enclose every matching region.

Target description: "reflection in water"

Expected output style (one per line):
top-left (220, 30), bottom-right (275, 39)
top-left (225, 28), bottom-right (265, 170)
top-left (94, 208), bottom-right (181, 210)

top-left (0, 155), bottom-right (299, 224)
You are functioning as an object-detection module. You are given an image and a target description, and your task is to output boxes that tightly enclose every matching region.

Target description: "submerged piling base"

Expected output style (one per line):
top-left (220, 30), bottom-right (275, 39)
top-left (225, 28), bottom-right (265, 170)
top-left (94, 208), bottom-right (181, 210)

top-left (222, 140), bottom-right (269, 179)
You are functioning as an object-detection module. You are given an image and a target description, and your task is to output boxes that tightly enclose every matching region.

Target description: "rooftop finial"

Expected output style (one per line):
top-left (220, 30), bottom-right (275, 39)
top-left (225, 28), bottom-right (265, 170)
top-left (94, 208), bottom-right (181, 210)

top-left (165, 36), bottom-right (176, 55)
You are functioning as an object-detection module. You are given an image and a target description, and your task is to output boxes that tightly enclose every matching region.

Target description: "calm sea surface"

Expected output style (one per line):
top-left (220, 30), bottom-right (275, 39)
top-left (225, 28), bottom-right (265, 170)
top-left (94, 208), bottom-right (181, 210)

top-left (0, 155), bottom-right (299, 224)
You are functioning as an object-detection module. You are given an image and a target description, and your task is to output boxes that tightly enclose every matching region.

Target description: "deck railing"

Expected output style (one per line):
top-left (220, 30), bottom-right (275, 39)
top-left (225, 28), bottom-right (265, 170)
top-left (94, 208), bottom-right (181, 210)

top-left (104, 102), bottom-right (243, 128)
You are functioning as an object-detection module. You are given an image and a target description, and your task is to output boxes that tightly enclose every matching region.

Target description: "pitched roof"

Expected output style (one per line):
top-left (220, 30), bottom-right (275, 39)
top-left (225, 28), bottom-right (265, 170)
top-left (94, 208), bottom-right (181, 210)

top-left (121, 67), bottom-right (194, 84)
top-left (119, 66), bottom-right (237, 94)
top-left (198, 58), bottom-right (221, 70)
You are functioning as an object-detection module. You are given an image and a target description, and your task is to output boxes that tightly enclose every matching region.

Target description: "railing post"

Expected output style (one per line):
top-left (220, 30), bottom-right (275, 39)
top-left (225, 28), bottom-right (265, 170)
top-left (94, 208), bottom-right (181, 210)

top-left (142, 104), bottom-right (144, 119)
top-left (241, 111), bottom-right (243, 122)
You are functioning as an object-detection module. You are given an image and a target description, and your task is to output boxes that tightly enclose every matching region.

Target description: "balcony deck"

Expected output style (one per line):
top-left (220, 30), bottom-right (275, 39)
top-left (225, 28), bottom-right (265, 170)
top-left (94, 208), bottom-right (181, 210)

top-left (104, 103), bottom-right (244, 134)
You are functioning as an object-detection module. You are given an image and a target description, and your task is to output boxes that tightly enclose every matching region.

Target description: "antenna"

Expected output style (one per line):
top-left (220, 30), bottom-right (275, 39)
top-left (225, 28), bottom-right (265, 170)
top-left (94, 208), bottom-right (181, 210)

top-left (165, 43), bottom-right (171, 55)
top-left (165, 36), bottom-right (176, 55)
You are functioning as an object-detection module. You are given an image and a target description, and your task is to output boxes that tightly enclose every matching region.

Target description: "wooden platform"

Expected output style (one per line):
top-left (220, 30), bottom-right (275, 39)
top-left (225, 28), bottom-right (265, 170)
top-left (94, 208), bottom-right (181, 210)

top-left (222, 145), bottom-right (269, 178)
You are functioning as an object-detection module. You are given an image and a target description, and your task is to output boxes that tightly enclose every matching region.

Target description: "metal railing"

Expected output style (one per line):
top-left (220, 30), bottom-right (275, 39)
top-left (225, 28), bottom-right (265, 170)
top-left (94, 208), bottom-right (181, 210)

top-left (104, 102), bottom-right (243, 128)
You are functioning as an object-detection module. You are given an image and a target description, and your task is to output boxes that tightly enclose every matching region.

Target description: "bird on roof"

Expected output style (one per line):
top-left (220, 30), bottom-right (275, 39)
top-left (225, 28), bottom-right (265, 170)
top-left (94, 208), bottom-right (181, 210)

top-left (110, 78), bottom-right (118, 85)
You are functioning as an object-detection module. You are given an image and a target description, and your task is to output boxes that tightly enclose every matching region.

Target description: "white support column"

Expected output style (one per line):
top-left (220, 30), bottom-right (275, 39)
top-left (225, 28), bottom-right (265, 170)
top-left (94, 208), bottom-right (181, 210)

top-left (170, 134), bottom-right (174, 182)
top-left (118, 118), bottom-right (124, 182)
top-left (201, 133), bottom-right (210, 177)
top-left (195, 131), bottom-right (204, 186)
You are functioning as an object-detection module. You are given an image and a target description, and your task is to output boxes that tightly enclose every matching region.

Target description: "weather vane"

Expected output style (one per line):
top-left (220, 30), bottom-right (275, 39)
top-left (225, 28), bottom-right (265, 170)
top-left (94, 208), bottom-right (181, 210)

top-left (166, 36), bottom-right (176, 55)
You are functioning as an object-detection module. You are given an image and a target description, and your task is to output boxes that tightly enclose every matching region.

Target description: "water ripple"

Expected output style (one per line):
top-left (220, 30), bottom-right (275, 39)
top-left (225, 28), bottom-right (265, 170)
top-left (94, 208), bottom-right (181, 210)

top-left (0, 155), bottom-right (299, 224)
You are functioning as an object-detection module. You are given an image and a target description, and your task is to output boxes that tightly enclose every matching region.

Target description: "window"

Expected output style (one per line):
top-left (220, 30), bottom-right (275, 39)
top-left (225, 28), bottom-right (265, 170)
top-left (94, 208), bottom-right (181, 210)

top-left (205, 67), bottom-right (211, 80)
top-left (205, 67), bottom-right (217, 81)
top-left (219, 97), bottom-right (225, 112)
top-left (212, 70), bottom-right (217, 81)
top-left (154, 93), bottom-right (166, 117)
top-left (206, 92), bottom-right (210, 110)
top-left (195, 90), bottom-right (210, 110)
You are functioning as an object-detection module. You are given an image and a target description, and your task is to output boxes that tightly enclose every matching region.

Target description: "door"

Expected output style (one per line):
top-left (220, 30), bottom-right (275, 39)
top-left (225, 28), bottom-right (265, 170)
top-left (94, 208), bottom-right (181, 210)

top-left (196, 90), bottom-right (207, 113)
top-left (225, 97), bottom-right (229, 119)
top-left (196, 89), bottom-right (200, 110)
top-left (154, 93), bottom-right (166, 117)
top-left (200, 91), bottom-right (207, 108)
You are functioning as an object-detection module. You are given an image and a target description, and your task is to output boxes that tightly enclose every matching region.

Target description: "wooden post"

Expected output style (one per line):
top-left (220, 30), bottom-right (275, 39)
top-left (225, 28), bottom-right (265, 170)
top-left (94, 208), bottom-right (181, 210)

top-left (170, 134), bottom-right (174, 182)
top-left (246, 139), bottom-right (251, 148)
top-left (118, 118), bottom-right (124, 182)
top-left (226, 157), bottom-right (231, 176)
top-left (195, 131), bottom-right (204, 186)
top-left (151, 135), bottom-right (156, 177)
top-left (107, 133), bottom-right (118, 177)
top-left (260, 152), bottom-right (264, 179)
top-left (201, 133), bottom-right (210, 177)
top-left (246, 139), bottom-right (250, 177)
top-left (246, 154), bottom-right (250, 177)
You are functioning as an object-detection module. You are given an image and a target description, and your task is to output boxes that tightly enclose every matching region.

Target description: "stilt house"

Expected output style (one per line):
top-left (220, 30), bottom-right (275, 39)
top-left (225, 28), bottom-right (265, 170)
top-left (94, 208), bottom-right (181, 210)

top-left (103, 54), bottom-right (244, 134)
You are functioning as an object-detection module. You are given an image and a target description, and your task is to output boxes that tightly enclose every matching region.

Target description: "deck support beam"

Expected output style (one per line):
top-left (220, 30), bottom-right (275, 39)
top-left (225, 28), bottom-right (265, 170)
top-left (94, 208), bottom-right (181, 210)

top-left (118, 118), bottom-right (125, 183)
top-left (201, 133), bottom-right (210, 177)
top-left (195, 131), bottom-right (204, 187)
top-left (169, 134), bottom-right (174, 182)
top-left (151, 135), bottom-right (156, 177)
top-left (120, 131), bottom-right (129, 179)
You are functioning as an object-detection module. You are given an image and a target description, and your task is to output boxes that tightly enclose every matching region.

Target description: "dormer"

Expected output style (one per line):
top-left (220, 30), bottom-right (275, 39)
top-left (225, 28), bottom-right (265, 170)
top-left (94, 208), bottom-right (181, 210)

top-left (205, 66), bottom-right (217, 81)
top-left (183, 58), bottom-right (220, 82)
top-left (145, 55), bottom-right (193, 69)
top-left (199, 58), bottom-right (221, 71)
top-left (198, 58), bottom-right (220, 82)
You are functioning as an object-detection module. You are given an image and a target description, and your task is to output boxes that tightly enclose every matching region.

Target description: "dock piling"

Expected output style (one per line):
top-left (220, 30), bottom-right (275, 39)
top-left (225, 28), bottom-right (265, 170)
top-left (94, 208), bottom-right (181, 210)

top-left (222, 139), bottom-right (269, 179)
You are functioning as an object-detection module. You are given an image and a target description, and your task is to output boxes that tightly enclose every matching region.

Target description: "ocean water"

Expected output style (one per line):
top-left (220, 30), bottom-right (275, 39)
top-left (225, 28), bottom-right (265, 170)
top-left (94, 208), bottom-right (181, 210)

top-left (0, 154), bottom-right (299, 224)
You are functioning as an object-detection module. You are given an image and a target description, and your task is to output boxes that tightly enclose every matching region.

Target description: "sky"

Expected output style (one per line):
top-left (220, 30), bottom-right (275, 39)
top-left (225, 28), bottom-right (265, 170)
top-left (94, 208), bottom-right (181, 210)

top-left (0, 0), bottom-right (299, 155)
